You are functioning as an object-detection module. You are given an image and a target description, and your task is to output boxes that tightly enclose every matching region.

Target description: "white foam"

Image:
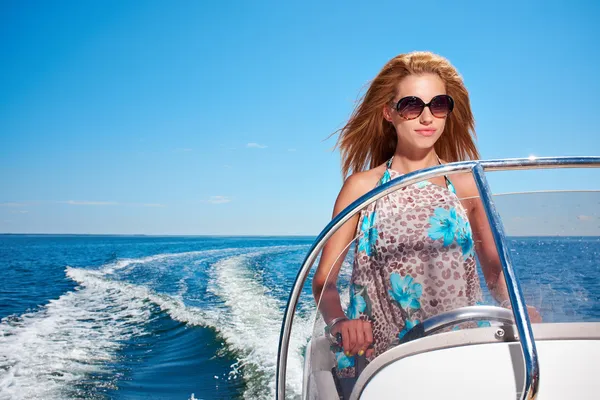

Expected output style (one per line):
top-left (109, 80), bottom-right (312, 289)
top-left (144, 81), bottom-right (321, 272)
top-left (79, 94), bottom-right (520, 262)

top-left (98, 247), bottom-right (242, 275)
top-left (205, 250), bottom-right (316, 400)
top-left (67, 268), bottom-right (212, 329)
top-left (0, 270), bottom-right (154, 399)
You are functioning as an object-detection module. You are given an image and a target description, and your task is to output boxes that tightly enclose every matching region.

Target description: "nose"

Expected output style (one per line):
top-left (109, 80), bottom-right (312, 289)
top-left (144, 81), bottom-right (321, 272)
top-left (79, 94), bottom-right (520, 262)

top-left (419, 105), bottom-right (433, 125)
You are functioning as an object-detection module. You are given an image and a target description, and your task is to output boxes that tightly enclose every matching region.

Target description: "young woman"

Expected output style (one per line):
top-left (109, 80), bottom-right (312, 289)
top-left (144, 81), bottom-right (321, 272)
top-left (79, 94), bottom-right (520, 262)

top-left (312, 51), bottom-right (541, 376)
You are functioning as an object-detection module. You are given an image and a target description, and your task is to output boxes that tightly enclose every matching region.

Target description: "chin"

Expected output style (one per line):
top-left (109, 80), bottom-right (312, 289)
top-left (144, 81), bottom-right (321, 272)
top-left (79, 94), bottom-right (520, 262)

top-left (413, 136), bottom-right (440, 148)
top-left (416, 132), bottom-right (443, 145)
top-left (398, 132), bottom-right (441, 150)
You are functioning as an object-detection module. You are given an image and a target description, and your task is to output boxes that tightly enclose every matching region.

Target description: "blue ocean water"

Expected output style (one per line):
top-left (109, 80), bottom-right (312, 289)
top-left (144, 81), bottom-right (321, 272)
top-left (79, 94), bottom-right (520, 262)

top-left (0, 235), bottom-right (598, 399)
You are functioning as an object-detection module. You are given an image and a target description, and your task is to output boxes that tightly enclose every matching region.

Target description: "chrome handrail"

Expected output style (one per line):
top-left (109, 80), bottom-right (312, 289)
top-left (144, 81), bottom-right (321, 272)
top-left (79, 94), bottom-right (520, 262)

top-left (276, 156), bottom-right (600, 400)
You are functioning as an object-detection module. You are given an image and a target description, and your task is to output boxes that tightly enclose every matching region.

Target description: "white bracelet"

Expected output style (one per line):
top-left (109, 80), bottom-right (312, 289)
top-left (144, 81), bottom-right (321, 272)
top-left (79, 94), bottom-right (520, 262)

top-left (327, 316), bottom-right (348, 331)
top-left (500, 299), bottom-right (511, 308)
top-left (325, 316), bottom-right (348, 345)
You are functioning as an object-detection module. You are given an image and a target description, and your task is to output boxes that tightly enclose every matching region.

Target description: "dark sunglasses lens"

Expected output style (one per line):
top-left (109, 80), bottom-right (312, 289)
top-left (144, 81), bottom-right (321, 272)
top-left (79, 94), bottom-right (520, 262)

top-left (429, 95), bottom-right (454, 117)
top-left (397, 97), bottom-right (424, 120)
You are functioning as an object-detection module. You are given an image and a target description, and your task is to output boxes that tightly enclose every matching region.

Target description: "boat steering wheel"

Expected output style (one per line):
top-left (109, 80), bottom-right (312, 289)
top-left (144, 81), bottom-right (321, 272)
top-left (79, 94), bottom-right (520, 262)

top-left (398, 305), bottom-right (515, 345)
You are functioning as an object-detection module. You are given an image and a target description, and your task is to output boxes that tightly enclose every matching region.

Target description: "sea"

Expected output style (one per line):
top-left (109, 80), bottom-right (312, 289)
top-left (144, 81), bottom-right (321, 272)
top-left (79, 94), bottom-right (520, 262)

top-left (0, 234), bottom-right (598, 400)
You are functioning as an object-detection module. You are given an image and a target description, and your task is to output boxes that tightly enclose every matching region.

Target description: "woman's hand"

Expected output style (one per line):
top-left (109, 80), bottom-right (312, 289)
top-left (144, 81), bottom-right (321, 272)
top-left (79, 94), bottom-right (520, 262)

top-left (331, 319), bottom-right (374, 358)
top-left (526, 305), bottom-right (542, 323)
top-left (504, 304), bottom-right (542, 323)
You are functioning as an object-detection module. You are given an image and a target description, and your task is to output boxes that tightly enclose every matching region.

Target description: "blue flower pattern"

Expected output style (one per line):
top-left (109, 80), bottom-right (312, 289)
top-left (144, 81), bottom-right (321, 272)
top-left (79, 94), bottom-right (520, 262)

top-left (389, 273), bottom-right (423, 310)
top-left (357, 168), bottom-right (392, 257)
top-left (399, 318), bottom-right (421, 340)
top-left (335, 351), bottom-right (355, 369)
top-left (457, 217), bottom-right (474, 258)
top-left (428, 206), bottom-right (475, 260)
top-left (428, 207), bottom-right (459, 246)
top-left (347, 284), bottom-right (367, 319)
top-left (358, 212), bottom-right (378, 257)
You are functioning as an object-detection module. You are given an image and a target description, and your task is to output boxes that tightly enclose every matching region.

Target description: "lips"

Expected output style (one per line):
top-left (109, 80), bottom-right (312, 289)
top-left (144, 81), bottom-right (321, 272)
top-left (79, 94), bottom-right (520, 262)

top-left (415, 129), bottom-right (436, 137)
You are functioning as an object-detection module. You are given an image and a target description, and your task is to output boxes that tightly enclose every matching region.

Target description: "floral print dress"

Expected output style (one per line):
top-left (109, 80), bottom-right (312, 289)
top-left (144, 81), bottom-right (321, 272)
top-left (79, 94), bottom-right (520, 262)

top-left (333, 158), bottom-right (484, 376)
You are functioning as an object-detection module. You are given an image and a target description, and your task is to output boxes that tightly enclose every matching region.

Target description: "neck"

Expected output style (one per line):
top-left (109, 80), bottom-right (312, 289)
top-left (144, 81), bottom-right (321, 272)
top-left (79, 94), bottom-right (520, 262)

top-left (390, 147), bottom-right (439, 174)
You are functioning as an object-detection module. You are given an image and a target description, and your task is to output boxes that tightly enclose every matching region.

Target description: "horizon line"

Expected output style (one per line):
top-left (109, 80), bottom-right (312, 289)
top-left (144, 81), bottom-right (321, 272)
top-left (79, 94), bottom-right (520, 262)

top-left (1, 233), bottom-right (598, 238)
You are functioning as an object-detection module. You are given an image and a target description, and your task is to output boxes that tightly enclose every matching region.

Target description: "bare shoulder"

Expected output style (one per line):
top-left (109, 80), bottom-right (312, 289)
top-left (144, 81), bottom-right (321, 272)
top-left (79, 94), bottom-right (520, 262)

top-left (344, 165), bottom-right (385, 194)
top-left (450, 172), bottom-right (479, 197)
top-left (334, 164), bottom-right (386, 214)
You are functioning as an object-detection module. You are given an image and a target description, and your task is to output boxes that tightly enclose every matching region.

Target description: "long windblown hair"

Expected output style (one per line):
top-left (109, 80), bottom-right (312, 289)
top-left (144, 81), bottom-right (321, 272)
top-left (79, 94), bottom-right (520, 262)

top-left (335, 51), bottom-right (479, 178)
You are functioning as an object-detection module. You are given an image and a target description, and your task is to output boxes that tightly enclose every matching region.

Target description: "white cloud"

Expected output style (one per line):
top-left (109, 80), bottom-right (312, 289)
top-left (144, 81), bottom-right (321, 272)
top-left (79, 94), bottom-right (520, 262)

top-left (61, 200), bottom-right (118, 206)
top-left (0, 202), bottom-right (27, 207)
top-left (10, 210), bottom-right (28, 214)
top-left (288, 148), bottom-right (297, 152)
top-left (577, 215), bottom-right (595, 221)
top-left (205, 196), bottom-right (232, 204)
top-left (247, 142), bottom-right (267, 149)
top-left (60, 201), bottom-right (166, 207)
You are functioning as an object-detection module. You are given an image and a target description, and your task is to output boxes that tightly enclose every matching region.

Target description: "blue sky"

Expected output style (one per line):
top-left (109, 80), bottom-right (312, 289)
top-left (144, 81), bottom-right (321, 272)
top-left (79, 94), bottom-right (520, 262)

top-left (1, 0), bottom-right (599, 235)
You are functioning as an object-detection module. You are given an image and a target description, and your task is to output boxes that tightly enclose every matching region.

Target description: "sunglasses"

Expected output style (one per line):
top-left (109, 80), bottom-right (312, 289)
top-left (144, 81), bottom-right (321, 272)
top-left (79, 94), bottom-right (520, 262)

top-left (391, 94), bottom-right (454, 120)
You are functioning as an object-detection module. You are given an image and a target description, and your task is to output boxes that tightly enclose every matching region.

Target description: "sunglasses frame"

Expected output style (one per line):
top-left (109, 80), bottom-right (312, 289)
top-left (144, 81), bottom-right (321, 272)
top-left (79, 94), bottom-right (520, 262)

top-left (392, 94), bottom-right (455, 120)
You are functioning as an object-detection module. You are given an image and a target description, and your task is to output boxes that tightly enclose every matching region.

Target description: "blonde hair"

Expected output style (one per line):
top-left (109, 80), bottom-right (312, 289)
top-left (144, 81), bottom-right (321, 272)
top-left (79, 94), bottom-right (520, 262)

top-left (335, 51), bottom-right (479, 178)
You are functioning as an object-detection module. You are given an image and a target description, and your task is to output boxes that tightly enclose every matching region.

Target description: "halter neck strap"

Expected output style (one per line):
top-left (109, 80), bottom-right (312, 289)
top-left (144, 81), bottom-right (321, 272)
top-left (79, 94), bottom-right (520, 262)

top-left (385, 155), bottom-right (456, 194)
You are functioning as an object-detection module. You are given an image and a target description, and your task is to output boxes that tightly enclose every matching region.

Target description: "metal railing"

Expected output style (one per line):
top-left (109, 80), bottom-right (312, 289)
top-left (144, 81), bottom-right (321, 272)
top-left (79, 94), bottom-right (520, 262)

top-left (276, 156), bottom-right (600, 400)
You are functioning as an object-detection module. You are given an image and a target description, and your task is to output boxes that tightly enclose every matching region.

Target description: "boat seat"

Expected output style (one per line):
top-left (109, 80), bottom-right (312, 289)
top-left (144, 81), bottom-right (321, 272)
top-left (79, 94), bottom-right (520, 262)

top-left (304, 336), bottom-right (338, 399)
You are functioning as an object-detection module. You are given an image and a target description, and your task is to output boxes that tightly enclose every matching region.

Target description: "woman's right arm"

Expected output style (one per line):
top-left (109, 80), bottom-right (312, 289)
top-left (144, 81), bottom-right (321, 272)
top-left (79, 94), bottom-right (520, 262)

top-left (312, 173), bottom-right (375, 356)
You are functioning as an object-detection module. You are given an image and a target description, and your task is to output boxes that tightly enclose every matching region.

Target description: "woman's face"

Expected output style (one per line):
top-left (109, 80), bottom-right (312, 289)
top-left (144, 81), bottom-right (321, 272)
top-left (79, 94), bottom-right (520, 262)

top-left (384, 73), bottom-right (449, 154)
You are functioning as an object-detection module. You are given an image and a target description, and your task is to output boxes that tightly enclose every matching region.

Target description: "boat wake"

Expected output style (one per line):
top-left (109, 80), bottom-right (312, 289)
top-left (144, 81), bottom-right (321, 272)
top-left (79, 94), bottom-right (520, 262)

top-left (0, 245), bottom-right (314, 400)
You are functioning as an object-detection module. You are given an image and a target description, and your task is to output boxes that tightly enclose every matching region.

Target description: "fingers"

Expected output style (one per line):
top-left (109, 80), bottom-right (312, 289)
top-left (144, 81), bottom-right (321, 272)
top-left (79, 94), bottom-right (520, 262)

top-left (361, 321), bottom-right (373, 356)
top-left (340, 320), bottom-right (373, 356)
top-left (342, 324), bottom-right (355, 355)
top-left (507, 305), bottom-right (542, 323)
top-left (353, 324), bottom-right (365, 355)
top-left (525, 306), bottom-right (542, 323)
